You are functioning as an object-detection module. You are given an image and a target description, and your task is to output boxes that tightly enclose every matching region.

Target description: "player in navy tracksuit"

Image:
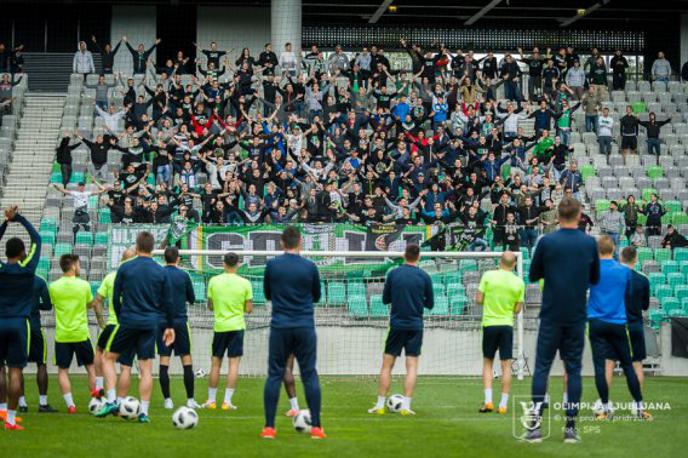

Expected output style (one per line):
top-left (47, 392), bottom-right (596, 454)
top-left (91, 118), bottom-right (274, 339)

top-left (157, 246), bottom-right (197, 410)
top-left (527, 198), bottom-right (600, 443)
top-left (587, 237), bottom-right (651, 420)
top-left (96, 231), bottom-right (175, 423)
top-left (261, 227), bottom-right (325, 439)
top-left (605, 246), bottom-right (650, 392)
top-left (368, 244), bottom-right (433, 416)
top-left (0, 207), bottom-right (42, 430)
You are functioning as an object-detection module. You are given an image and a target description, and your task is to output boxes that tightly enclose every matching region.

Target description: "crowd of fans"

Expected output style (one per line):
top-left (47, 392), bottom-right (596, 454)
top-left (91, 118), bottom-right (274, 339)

top-left (3, 36), bottom-right (688, 251)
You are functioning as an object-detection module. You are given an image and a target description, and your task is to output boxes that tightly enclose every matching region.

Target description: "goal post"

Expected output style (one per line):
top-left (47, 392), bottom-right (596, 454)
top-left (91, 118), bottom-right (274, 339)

top-left (154, 249), bottom-right (527, 380)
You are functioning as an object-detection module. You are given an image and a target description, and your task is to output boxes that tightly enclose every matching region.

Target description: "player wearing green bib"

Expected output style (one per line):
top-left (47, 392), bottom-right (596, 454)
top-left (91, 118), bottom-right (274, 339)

top-left (201, 252), bottom-right (253, 410)
top-left (49, 254), bottom-right (105, 413)
top-left (476, 251), bottom-right (525, 415)
top-left (90, 248), bottom-right (136, 402)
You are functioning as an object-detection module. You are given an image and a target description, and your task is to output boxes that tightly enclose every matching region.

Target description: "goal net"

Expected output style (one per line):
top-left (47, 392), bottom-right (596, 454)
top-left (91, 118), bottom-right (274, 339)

top-left (160, 248), bottom-right (526, 379)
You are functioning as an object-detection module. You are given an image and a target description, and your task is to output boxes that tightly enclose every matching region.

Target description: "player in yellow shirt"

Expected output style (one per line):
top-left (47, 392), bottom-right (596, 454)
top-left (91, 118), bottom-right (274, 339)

top-left (49, 254), bottom-right (105, 413)
top-left (201, 252), bottom-right (253, 410)
top-left (476, 251), bottom-right (525, 414)
top-left (90, 248), bottom-right (136, 402)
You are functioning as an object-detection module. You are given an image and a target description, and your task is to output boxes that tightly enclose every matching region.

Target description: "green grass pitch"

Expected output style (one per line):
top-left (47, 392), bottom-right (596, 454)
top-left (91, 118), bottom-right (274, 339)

top-left (5, 375), bottom-right (688, 457)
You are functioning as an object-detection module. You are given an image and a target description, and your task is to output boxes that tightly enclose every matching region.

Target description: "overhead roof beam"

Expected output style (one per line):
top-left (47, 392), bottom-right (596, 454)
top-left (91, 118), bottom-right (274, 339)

top-left (464, 0), bottom-right (502, 25)
top-left (559, 0), bottom-right (611, 27)
top-left (368, 0), bottom-right (395, 24)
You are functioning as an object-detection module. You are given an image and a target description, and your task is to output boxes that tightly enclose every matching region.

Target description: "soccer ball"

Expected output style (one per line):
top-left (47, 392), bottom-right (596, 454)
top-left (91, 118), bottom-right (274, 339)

top-left (172, 406), bottom-right (199, 430)
top-left (195, 368), bottom-right (207, 378)
top-left (386, 394), bottom-right (405, 413)
top-left (292, 409), bottom-right (312, 433)
top-left (88, 397), bottom-right (104, 415)
top-left (119, 396), bottom-right (141, 420)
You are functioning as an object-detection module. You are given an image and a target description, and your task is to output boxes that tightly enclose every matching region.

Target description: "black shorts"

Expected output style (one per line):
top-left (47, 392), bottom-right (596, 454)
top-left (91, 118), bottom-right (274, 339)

top-left (621, 136), bottom-right (637, 150)
top-left (97, 324), bottom-right (135, 366)
top-left (482, 325), bottom-right (514, 360)
top-left (27, 328), bottom-right (47, 364)
top-left (106, 325), bottom-right (158, 361)
top-left (158, 322), bottom-right (191, 357)
top-left (55, 340), bottom-right (94, 369)
top-left (384, 329), bottom-right (423, 357)
top-left (211, 330), bottom-right (244, 358)
top-left (0, 318), bottom-right (29, 368)
top-left (628, 323), bottom-right (646, 362)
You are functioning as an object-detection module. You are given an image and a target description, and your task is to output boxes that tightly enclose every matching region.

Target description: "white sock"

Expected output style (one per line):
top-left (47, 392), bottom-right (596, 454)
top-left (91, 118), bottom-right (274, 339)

top-left (224, 388), bottom-right (234, 405)
top-left (141, 400), bottom-right (149, 416)
top-left (289, 397), bottom-right (299, 411)
top-left (374, 395), bottom-right (385, 409)
top-left (6, 410), bottom-right (16, 426)
top-left (95, 377), bottom-right (104, 391)
top-left (107, 389), bottom-right (116, 403)
top-left (39, 395), bottom-right (48, 406)
top-left (0, 402), bottom-right (7, 410)
top-left (484, 388), bottom-right (493, 404)
top-left (18, 396), bottom-right (27, 407)
top-left (402, 396), bottom-right (412, 411)
top-left (116, 396), bottom-right (124, 404)
top-left (633, 401), bottom-right (643, 412)
top-left (499, 393), bottom-right (509, 409)
top-left (562, 392), bottom-right (568, 404)
top-left (207, 387), bottom-right (217, 403)
top-left (63, 393), bottom-right (75, 408)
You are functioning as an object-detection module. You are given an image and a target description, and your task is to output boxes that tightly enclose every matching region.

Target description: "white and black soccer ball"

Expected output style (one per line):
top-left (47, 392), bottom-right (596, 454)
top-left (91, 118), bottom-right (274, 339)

top-left (172, 406), bottom-right (199, 430)
top-left (386, 394), bottom-right (404, 413)
top-left (119, 396), bottom-right (141, 420)
top-left (292, 409), bottom-right (312, 433)
top-left (194, 368), bottom-right (207, 379)
top-left (89, 397), bottom-right (104, 415)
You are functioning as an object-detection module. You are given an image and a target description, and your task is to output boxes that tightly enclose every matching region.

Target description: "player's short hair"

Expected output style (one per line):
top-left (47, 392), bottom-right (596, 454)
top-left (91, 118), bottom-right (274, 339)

top-left (59, 254), bottom-right (79, 273)
top-left (136, 231), bottom-right (155, 254)
top-left (164, 246), bottom-right (179, 264)
top-left (557, 197), bottom-right (581, 222)
top-left (500, 251), bottom-right (517, 269)
top-left (404, 244), bottom-right (420, 262)
top-left (621, 246), bottom-right (638, 264)
top-left (5, 237), bottom-right (25, 259)
top-left (281, 226), bottom-right (301, 249)
top-left (223, 252), bottom-right (239, 268)
top-left (598, 235), bottom-right (615, 255)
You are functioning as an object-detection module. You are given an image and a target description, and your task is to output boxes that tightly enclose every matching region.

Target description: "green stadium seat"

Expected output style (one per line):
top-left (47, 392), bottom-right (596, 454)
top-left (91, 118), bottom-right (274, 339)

top-left (39, 231), bottom-right (56, 245)
top-left (519, 247), bottom-right (530, 260)
top-left (654, 248), bottom-right (672, 262)
top-left (642, 188), bottom-right (658, 202)
top-left (95, 232), bottom-right (108, 245)
top-left (446, 282), bottom-right (465, 297)
top-left (647, 166), bottom-right (664, 180)
top-left (327, 282), bottom-right (346, 305)
top-left (54, 243), bottom-right (72, 257)
top-left (49, 172), bottom-right (62, 184)
top-left (595, 199), bottom-right (610, 212)
top-left (680, 261), bottom-right (688, 276)
top-left (637, 247), bottom-right (653, 264)
top-left (347, 295), bottom-right (368, 317)
top-left (637, 213), bottom-right (647, 225)
top-left (249, 280), bottom-right (265, 304)
top-left (38, 258), bottom-right (50, 272)
top-left (682, 298), bottom-right (688, 316)
top-left (450, 296), bottom-right (467, 316)
top-left (674, 285), bottom-right (688, 302)
top-left (662, 297), bottom-right (682, 316)
top-left (665, 200), bottom-right (682, 213)
top-left (443, 272), bottom-right (461, 287)
top-left (75, 232), bottom-right (93, 245)
top-left (459, 260), bottom-right (478, 271)
top-left (40, 219), bottom-right (57, 232)
top-left (671, 212), bottom-right (688, 225)
top-left (433, 283), bottom-right (446, 296)
top-left (661, 260), bottom-right (679, 274)
top-left (70, 172), bottom-right (84, 184)
top-left (89, 281), bottom-right (100, 299)
top-left (661, 212), bottom-right (673, 225)
top-left (648, 309), bottom-right (666, 328)
top-left (674, 248), bottom-right (688, 263)
top-left (580, 164), bottom-right (596, 181)
top-left (370, 295), bottom-right (388, 317)
top-left (347, 282), bottom-right (366, 297)
top-left (654, 284), bottom-right (673, 301)
top-left (192, 280), bottom-right (206, 302)
top-left (430, 295), bottom-right (449, 315)
top-left (648, 272), bottom-right (666, 294)
top-left (98, 209), bottom-right (111, 224)
top-left (667, 272), bottom-right (685, 290)
top-left (88, 195), bottom-right (99, 209)
top-left (51, 162), bottom-right (60, 173)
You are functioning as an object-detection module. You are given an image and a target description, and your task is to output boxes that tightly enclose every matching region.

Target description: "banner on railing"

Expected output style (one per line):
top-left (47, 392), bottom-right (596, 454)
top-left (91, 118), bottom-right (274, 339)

top-left (108, 223), bottom-right (429, 273)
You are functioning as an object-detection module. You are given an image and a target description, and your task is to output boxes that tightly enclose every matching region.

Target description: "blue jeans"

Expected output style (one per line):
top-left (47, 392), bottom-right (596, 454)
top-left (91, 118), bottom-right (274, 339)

top-left (156, 165), bottom-right (171, 185)
top-left (520, 227), bottom-right (538, 252)
top-left (504, 80), bottom-right (521, 102)
top-left (647, 138), bottom-right (661, 156)
top-left (655, 76), bottom-right (669, 82)
top-left (598, 136), bottom-right (613, 155)
top-left (605, 231), bottom-right (620, 259)
top-left (468, 238), bottom-right (489, 251)
top-left (585, 115), bottom-right (598, 133)
top-left (557, 128), bottom-right (571, 146)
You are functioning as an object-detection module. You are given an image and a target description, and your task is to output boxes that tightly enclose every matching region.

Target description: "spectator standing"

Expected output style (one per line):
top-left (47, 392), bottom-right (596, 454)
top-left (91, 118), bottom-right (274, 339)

top-left (581, 86), bottom-right (600, 133)
top-left (619, 106), bottom-right (639, 155)
top-left (682, 60), bottom-right (688, 82)
top-left (0, 73), bottom-right (23, 115)
top-left (639, 112), bottom-right (670, 156)
top-left (610, 50), bottom-right (629, 90)
top-left (55, 135), bottom-right (82, 186)
top-left (518, 47), bottom-right (545, 102)
top-left (91, 36), bottom-right (122, 74)
top-left (599, 200), bottom-right (625, 257)
top-left (565, 60), bottom-right (586, 100)
top-left (279, 42), bottom-right (298, 78)
top-left (560, 162), bottom-right (582, 201)
top-left (641, 194), bottom-right (665, 236)
top-left (588, 56), bottom-right (608, 101)
top-left (621, 195), bottom-right (641, 239)
top-left (85, 74), bottom-right (116, 112)
top-left (73, 41), bottom-right (95, 79)
top-left (597, 107), bottom-right (614, 155)
top-left (651, 52), bottom-right (672, 82)
top-left (124, 36), bottom-right (161, 75)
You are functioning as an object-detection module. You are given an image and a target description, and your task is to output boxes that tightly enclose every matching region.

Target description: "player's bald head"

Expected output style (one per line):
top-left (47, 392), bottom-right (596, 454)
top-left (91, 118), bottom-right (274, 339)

top-left (121, 247), bottom-right (136, 262)
top-left (500, 251), bottom-right (517, 270)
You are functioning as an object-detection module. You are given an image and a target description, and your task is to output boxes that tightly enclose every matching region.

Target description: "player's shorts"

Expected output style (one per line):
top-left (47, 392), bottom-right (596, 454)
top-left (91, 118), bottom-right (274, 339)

top-left (27, 327), bottom-right (47, 364)
top-left (384, 329), bottom-right (423, 357)
top-left (55, 340), bottom-right (94, 369)
top-left (608, 322), bottom-right (646, 362)
top-left (0, 318), bottom-right (29, 368)
top-left (158, 322), bottom-right (192, 357)
top-left (106, 325), bottom-right (158, 361)
top-left (482, 325), bottom-right (514, 360)
top-left (621, 136), bottom-right (637, 150)
top-left (211, 330), bottom-right (245, 358)
top-left (97, 324), bottom-right (135, 366)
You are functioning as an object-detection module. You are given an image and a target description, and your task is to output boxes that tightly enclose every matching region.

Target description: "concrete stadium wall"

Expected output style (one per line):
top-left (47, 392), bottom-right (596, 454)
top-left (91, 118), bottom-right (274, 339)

top-left (110, 4), bottom-right (158, 76)
top-left (196, 6), bottom-right (270, 69)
